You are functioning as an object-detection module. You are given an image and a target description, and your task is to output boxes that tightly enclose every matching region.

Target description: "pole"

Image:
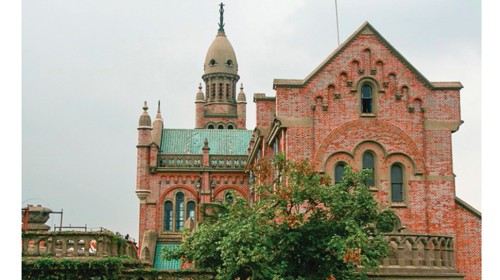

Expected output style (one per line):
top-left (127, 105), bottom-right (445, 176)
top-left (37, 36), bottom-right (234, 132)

top-left (335, 0), bottom-right (340, 46)
top-left (59, 209), bottom-right (63, 232)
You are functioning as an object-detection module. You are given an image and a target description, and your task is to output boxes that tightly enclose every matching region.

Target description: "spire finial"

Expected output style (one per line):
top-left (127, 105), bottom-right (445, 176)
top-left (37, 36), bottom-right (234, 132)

top-left (218, 2), bottom-right (225, 32)
top-left (143, 101), bottom-right (148, 111)
top-left (240, 83), bottom-right (244, 91)
top-left (157, 100), bottom-right (161, 113)
top-left (198, 83), bottom-right (202, 90)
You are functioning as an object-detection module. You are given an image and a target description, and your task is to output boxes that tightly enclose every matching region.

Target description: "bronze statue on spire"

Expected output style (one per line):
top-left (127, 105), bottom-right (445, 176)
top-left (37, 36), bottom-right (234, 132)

top-left (218, 2), bottom-right (225, 32)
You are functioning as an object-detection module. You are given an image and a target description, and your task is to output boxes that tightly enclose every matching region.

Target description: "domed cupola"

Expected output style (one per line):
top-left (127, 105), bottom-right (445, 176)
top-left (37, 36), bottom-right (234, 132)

top-left (195, 3), bottom-right (247, 130)
top-left (204, 32), bottom-right (238, 76)
top-left (202, 3), bottom-right (240, 104)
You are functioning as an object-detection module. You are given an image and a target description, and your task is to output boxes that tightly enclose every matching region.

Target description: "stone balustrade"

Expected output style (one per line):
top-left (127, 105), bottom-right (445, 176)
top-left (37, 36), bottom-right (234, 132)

top-left (22, 231), bottom-right (138, 259)
top-left (157, 154), bottom-right (247, 171)
top-left (383, 233), bottom-right (455, 268)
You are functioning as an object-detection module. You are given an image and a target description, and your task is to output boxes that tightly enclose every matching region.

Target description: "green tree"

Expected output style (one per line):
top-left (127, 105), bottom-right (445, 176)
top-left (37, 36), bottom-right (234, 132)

top-left (164, 154), bottom-right (396, 280)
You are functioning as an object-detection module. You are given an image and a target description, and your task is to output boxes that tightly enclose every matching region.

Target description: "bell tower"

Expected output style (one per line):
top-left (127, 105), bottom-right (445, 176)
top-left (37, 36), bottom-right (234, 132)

top-left (195, 3), bottom-right (246, 130)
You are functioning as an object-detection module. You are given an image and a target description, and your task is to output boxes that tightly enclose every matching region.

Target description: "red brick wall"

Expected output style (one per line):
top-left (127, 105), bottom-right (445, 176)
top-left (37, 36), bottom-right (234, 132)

top-left (455, 203), bottom-right (481, 280)
top-left (253, 28), bottom-right (479, 278)
top-left (254, 98), bottom-right (275, 127)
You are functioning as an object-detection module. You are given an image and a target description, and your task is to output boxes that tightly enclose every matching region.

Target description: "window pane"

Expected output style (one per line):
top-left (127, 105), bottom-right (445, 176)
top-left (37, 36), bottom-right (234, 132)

top-left (361, 85), bottom-right (373, 113)
top-left (361, 85), bottom-right (372, 98)
top-left (164, 201), bottom-right (173, 231)
top-left (363, 153), bottom-right (375, 186)
top-left (334, 163), bottom-right (345, 183)
top-left (175, 193), bottom-right (185, 231)
top-left (225, 192), bottom-right (234, 203)
top-left (187, 201), bottom-right (195, 221)
top-left (391, 165), bottom-right (404, 202)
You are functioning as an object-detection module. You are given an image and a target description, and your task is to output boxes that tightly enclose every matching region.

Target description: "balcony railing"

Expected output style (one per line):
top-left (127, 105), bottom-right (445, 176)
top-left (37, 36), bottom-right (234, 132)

top-left (22, 231), bottom-right (138, 259)
top-left (373, 233), bottom-right (463, 278)
top-left (157, 154), bottom-right (247, 171)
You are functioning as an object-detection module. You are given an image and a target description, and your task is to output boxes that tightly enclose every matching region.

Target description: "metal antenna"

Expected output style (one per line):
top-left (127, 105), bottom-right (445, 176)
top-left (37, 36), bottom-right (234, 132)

top-left (335, 0), bottom-right (340, 46)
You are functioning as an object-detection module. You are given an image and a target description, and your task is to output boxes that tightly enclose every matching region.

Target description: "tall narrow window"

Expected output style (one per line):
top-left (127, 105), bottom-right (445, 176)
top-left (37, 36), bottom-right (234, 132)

top-left (362, 152), bottom-right (375, 186)
top-left (175, 192), bottom-right (185, 231)
top-left (361, 85), bottom-right (373, 113)
top-left (225, 192), bottom-right (234, 203)
top-left (391, 165), bottom-right (404, 202)
top-left (187, 201), bottom-right (196, 221)
top-left (334, 163), bottom-right (346, 183)
top-left (163, 201), bottom-right (173, 231)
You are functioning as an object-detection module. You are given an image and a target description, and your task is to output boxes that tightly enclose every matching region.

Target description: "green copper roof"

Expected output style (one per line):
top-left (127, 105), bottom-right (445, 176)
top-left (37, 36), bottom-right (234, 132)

top-left (154, 243), bottom-right (181, 270)
top-left (160, 129), bottom-right (253, 155)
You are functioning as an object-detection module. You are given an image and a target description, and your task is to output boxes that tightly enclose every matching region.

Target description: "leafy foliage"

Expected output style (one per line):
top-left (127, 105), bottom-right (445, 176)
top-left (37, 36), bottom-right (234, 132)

top-left (22, 256), bottom-right (140, 280)
top-left (164, 154), bottom-right (396, 280)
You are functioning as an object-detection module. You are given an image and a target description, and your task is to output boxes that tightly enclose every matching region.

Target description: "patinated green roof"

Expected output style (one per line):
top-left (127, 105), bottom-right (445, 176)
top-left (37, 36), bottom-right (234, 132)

top-left (160, 129), bottom-right (252, 155)
top-left (154, 243), bottom-right (180, 270)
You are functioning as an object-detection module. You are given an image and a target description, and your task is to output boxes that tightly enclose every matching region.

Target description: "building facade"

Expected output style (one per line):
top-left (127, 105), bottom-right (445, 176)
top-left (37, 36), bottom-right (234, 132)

top-left (135, 6), bottom-right (481, 279)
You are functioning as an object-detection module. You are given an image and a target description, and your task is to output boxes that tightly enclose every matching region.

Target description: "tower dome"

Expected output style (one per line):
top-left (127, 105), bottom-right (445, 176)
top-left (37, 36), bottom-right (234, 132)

top-left (204, 31), bottom-right (238, 75)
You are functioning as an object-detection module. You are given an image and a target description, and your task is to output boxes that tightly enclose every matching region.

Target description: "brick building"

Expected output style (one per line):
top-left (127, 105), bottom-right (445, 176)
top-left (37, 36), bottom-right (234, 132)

top-left (135, 5), bottom-right (481, 279)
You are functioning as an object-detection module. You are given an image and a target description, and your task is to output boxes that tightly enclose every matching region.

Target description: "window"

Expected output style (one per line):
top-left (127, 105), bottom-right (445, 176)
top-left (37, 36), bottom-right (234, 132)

top-left (227, 124), bottom-right (234, 129)
top-left (175, 192), bottom-right (184, 231)
top-left (217, 124), bottom-right (224, 129)
top-left (391, 164), bottom-right (404, 202)
top-left (164, 193), bottom-right (196, 232)
top-left (334, 163), bottom-right (346, 183)
top-left (207, 124), bottom-right (215, 129)
top-left (163, 201), bottom-right (173, 231)
top-left (209, 59), bottom-right (216, 66)
top-left (362, 152), bottom-right (375, 186)
top-left (225, 192), bottom-right (234, 203)
top-left (361, 85), bottom-right (373, 113)
top-left (187, 201), bottom-right (196, 221)
top-left (273, 138), bottom-right (279, 155)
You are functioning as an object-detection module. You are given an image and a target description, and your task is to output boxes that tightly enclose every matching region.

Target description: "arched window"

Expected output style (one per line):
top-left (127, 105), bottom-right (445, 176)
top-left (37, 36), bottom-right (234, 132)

top-left (391, 164), bottom-right (404, 202)
top-left (175, 192), bottom-right (185, 231)
top-left (334, 163), bottom-right (346, 183)
top-left (164, 193), bottom-right (196, 232)
top-left (361, 85), bottom-right (373, 113)
top-left (225, 192), bottom-right (234, 203)
top-left (227, 124), bottom-right (234, 129)
top-left (187, 201), bottom-right (196, 221)
top-left (207, 124), bottom-right (215, 129)
top-left (362, 152), bottom-right (375, 186)
top-left (163, 201), bottom-right (173, 231)
top-left (217, 124), bottom-right (224, 129)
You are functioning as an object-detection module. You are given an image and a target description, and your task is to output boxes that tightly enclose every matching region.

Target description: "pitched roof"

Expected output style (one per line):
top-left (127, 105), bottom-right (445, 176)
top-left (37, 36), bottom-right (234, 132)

top-left (160, 129), bottom-right (253, 155)
top-left (273, 22), bottom-right (462, 90)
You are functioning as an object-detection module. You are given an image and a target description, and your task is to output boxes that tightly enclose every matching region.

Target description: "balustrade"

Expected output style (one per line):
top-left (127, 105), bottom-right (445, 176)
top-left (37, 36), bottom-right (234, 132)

top-left (22, 232), bottom-right (137, 259)
top-left (382, 234), bottom-right (455, 269)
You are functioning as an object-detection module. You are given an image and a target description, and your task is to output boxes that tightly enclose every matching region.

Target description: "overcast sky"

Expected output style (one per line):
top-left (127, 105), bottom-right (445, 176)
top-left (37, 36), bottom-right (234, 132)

top-left (20, 0), bottom-right (481, 240)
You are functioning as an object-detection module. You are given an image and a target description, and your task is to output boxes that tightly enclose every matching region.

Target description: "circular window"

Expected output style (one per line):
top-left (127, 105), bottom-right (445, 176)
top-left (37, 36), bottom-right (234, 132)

top-left (209, 59), bottom-right (216, 66)
top-left (226, 59), bottom-right (233, 66)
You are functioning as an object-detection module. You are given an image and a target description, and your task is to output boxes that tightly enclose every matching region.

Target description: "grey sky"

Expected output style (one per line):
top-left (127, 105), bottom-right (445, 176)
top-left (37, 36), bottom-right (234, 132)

top-left (22, 0), bottom-right (481, 240)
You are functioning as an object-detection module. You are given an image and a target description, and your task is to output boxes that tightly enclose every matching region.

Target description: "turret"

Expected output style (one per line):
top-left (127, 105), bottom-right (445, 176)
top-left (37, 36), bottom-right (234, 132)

top-left (195, 83), bottom-right (206, 128)
top-left (138, 101), bottom-right (152, 145)
top-left (152, 101), bottom-right (164, 146)
top-left (195, 3), bottom-right (246, 129)
top-left (237, 83), bottom-right (247, 129)
top-left (136, 101), bottom-right (152, 197)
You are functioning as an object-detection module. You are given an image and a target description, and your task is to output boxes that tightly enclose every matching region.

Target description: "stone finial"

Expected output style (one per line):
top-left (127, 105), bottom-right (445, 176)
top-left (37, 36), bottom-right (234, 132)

top-left (196, 83), bottom-right (205, 102)
top-left (203, 138), bottom-right (210, 151)
top-left (155, 101), bottom-right (163, 120)
top-left (138, 101), bottom-right (152, 127)
top-left (237, 83), bottom-right (246, 102)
